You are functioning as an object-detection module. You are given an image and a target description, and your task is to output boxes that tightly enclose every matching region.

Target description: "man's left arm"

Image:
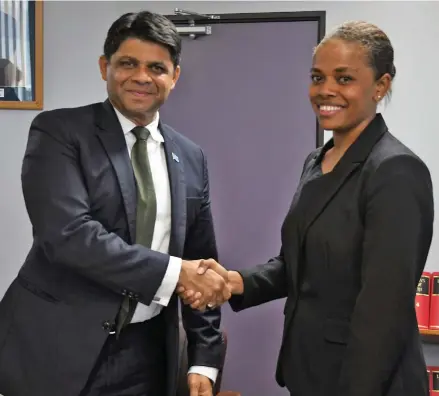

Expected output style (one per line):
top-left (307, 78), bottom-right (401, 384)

top-left (181, 148), bottom-right (224, 384)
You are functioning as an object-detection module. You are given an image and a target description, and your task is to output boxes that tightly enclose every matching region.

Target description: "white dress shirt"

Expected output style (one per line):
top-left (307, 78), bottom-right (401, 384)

top-left (113, 106), bottom-right (218, 382)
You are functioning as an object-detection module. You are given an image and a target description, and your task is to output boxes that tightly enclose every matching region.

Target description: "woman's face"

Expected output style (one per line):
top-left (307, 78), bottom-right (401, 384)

top-left (309, 39), bottom-right (387, 134)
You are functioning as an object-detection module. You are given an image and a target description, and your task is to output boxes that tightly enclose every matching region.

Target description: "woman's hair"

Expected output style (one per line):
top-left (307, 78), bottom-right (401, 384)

top-left (316, 21), bottom-right (396, 97)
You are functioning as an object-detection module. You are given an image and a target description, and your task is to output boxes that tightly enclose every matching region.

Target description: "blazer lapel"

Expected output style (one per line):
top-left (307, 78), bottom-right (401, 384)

top-left (160, 123), bottom-right (186, 257)
top-left (298, 159), bottom-right (360, 243)
top-left (299, 113), bottom-right (388, 242)
top-left (94, 100), bottom-right (137, 244)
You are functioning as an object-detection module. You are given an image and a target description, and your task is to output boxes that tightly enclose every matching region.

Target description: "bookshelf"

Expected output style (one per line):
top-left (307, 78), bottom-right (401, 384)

top-left (420, 329), bottom-right (439, 343)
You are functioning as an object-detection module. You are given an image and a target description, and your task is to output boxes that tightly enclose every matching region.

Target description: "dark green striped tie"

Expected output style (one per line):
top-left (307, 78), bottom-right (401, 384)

top-left (115, 126), bottom-right (157, 337)
top-left (131, 126), bottom-right (157, 248)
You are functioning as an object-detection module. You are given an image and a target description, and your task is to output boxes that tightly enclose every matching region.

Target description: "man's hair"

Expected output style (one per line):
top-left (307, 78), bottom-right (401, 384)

top-left (103, 11), bottom-right (181, 68)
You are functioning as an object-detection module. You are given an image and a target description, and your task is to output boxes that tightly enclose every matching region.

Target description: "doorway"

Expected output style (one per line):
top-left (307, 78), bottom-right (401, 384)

top-left (162, 11), bottom-right (325, 396)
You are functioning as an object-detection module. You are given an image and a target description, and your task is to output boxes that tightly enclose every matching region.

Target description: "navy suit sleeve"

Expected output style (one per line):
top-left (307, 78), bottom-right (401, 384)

top-left (337, 155), bottom-right (434, 396)
top-left (180, 148), bottom-right (225, 369)
top-left (21, 111), bottom-right (170, 306)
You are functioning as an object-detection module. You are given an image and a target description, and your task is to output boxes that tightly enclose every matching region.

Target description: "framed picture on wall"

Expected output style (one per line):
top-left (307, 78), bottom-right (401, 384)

top-left (0, 0), bottom-right (43, 110)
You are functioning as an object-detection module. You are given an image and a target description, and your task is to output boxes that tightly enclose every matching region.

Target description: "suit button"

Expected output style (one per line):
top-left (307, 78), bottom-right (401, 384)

top-left (121, 289), bottom-right (127, 296)
top-left (133, 293), bottom-right (139, 301)
top-left (128, 291), bottom-right (134, 299)
top-left (102, 321), bottom-right (116, 334)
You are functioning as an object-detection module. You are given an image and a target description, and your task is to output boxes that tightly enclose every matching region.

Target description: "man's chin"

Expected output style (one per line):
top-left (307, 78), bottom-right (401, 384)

top-left (125, 98), bottom-right (161, 112)
top-left (125, 104), bottom-right (158, 116)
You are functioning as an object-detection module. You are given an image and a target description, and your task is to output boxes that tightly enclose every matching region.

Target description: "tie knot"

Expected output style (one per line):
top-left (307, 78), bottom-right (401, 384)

top-left (132, 126), bottom-right (150, 141)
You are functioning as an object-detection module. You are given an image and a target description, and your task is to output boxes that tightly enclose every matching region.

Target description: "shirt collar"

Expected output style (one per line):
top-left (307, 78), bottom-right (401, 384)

top-left (112, 104), bottom-right (164, 143)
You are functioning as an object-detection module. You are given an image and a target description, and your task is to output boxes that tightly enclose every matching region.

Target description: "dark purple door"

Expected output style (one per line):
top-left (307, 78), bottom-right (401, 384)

top-left (161, 18), bottom-right (320, 396)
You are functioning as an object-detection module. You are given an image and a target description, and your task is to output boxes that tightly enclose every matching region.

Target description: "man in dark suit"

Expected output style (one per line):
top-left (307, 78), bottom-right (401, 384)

top-left (0, 11), bottom-right (228, 396)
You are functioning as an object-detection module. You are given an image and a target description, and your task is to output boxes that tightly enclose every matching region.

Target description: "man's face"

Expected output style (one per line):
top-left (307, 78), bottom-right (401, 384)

top-left (99, 37), bottom-right (180, 124)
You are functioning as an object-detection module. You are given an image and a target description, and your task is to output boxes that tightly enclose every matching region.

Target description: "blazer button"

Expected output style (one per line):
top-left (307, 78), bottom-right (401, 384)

top-left (121, 289), bottom-right (127, 296)
top-left (128, 291), bottom-right (134, 299)
top-left (102, 320), bottom-right (116, 334)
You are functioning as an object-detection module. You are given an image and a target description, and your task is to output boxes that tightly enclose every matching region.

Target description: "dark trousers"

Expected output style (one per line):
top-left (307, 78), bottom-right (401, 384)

top-left (80, 314), bottom-right (166, 396)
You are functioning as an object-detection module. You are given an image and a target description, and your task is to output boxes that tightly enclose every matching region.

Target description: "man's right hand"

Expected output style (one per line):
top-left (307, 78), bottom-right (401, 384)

top-left (177, 259), bottom-right (231, 311)
top-left (177, 259), bottom-right (244, 310)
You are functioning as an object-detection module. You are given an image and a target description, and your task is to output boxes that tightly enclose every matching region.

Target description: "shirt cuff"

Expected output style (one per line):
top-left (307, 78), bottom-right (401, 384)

top-left (152, 256), bottom-right (182, 306)
top-left (188, 366), bottom-right (219, 384)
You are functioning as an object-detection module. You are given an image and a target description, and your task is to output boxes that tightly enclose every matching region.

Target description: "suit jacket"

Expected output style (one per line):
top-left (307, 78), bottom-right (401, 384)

top-left (0, 100), bottom-right (225, 396)
top-left (229, 114), bottom-right (433, 396)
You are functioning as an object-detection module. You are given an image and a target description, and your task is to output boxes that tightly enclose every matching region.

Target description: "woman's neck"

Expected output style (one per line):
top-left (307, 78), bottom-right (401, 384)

top-left (331, 114), bottom-right (376, 156)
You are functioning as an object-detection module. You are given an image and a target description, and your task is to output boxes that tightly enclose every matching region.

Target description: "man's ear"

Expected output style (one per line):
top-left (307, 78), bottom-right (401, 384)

top-left (98, 55), bottom-right (109, 82)
top-left (171, 65), bottom-right (181, 90)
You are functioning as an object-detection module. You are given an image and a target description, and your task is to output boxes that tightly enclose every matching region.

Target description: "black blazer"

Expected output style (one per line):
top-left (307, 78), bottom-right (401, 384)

top-left (229, 114), bottom-right (433, 396)
top-left (0, 100), bottom-right (225, 396)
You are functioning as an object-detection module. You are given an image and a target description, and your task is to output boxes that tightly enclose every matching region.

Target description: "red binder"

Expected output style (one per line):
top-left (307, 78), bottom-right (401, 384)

top-left (430, 272), bottom-right (439, 330)
top-left (416, 272), bottom-right (431, 329)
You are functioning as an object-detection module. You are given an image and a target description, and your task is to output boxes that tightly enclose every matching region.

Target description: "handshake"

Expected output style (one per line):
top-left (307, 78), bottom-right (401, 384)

top-left (176, 259), bottom-right (243, 311)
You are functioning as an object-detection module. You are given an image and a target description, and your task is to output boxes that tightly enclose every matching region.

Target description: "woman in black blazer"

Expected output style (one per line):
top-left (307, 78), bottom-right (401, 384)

top-left (179, 21), bottom-right (433, 396)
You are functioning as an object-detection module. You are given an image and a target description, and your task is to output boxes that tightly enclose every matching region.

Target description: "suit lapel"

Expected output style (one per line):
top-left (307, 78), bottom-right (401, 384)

top-left (94, 100), bottom-right (137, 244)
top-left (299, 113), bottom-right (388, 243)
top-left (160, 123), bottom-right (186, 257)
top-left (298, 159), bottom-right (360, 244)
